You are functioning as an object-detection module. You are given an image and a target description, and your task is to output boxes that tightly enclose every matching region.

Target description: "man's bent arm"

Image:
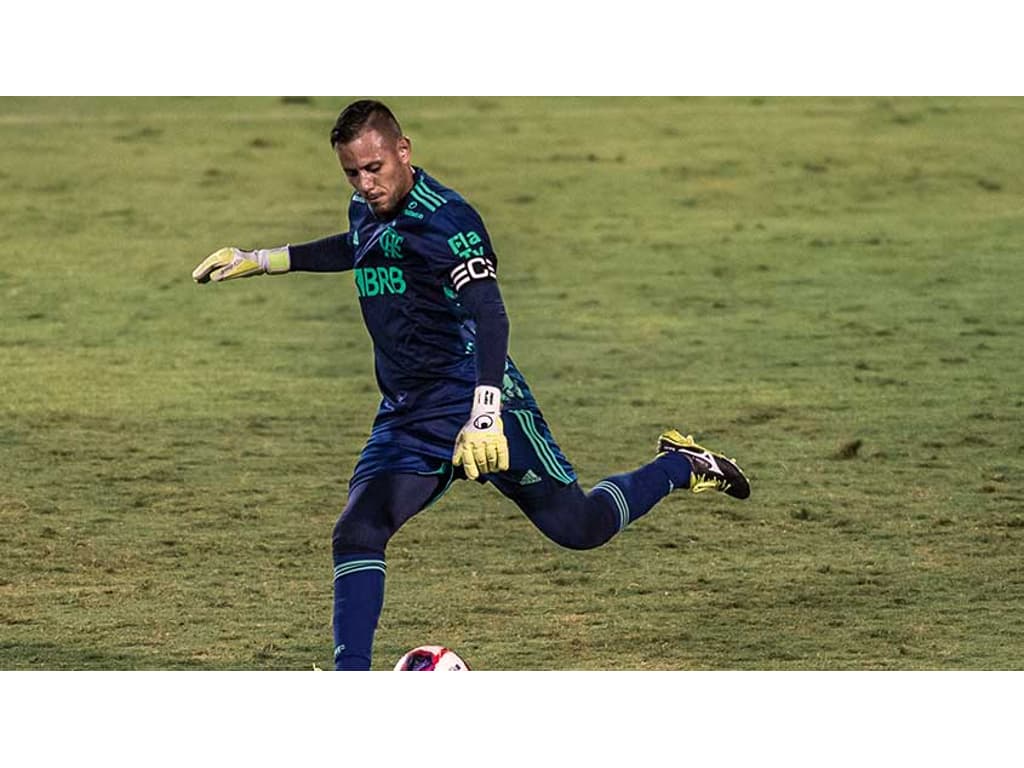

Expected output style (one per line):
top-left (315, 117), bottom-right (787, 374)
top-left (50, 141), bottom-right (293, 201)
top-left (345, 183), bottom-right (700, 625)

top-left (458, 279), bottom-right (509, 388)
top-left (451, 278), bottom-right (512, 479)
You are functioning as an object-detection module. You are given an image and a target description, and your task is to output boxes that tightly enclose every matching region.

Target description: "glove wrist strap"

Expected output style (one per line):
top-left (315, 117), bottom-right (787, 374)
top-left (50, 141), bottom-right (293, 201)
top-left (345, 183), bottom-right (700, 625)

top-left (256, 246), bottom-right (291, 274)
top-left (469, 385), bottom-right (501, 429)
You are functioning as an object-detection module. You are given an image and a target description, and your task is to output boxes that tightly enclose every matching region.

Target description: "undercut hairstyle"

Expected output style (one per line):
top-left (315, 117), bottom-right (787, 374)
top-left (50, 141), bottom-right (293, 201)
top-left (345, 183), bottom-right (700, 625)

top-left (330, 100), bottom-right (403, 148)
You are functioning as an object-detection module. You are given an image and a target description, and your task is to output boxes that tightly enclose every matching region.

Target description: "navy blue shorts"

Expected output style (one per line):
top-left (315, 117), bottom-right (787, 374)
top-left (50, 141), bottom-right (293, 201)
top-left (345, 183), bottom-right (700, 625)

top-left (349, 404), bottom-right (577, 505)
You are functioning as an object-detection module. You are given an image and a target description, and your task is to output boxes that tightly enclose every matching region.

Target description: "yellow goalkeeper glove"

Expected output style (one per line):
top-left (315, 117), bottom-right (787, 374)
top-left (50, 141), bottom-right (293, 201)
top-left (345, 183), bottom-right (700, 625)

top-left (192, 246), bottom-right (290, 284)
top-left (453, 385), bottom-right (509, 480)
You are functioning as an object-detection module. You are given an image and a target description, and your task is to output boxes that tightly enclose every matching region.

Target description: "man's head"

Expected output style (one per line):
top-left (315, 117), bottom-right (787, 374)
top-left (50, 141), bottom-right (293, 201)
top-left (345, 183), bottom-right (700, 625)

top-left (331, 100), bottom-right (414, 219)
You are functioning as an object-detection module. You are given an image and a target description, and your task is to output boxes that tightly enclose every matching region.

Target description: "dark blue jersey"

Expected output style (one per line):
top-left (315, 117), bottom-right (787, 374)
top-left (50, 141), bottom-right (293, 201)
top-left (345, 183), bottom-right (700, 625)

top-left (291, 168), bottom-right (507, 427)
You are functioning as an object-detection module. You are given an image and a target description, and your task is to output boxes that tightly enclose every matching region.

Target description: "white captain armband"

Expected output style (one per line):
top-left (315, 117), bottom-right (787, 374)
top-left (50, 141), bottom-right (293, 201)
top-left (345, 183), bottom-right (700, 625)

top-left (449, 256), bottom-right (497, 291)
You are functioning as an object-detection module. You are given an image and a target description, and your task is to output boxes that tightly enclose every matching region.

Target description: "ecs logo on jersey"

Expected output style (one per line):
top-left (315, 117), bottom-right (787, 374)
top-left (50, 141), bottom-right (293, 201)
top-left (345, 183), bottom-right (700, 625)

top-left (449, 257), bottom-right (496, 291)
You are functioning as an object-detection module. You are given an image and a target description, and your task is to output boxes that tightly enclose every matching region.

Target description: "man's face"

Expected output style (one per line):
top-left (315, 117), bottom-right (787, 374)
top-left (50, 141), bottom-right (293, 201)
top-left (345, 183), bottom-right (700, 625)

top-left (336, 128), bottom-right (414, 219)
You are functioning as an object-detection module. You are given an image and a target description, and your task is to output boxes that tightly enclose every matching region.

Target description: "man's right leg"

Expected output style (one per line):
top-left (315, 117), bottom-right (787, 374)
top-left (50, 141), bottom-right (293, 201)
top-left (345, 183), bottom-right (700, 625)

top-left (494, 409), bottom-right (750, 550)
top-left (331, 472), bottom-right (450, 670)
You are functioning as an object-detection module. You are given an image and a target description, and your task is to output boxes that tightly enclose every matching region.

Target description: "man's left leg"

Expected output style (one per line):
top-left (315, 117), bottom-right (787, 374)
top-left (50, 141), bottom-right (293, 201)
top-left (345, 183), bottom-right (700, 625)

top-left (331, 470), bottom-right (451, 670)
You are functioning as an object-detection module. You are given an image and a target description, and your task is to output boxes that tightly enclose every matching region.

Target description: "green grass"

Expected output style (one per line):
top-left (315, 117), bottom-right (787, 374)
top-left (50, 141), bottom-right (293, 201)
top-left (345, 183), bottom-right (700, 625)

top-left (1, 97), bottom-right (1022, 670)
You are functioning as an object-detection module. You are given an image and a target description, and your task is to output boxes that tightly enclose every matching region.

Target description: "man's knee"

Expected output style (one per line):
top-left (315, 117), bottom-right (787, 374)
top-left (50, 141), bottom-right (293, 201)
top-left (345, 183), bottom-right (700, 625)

top-left (544, 520), bottom-right (613, 551)
top-left (332, 510), bottom-right (391, 556)
top-left (331, 472), bottom-right (450, 556)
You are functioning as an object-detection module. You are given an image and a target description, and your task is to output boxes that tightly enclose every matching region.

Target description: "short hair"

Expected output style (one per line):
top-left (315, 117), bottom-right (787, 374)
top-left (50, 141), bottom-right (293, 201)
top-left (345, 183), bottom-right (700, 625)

top-left (330, 99), bottom-right (403, 148)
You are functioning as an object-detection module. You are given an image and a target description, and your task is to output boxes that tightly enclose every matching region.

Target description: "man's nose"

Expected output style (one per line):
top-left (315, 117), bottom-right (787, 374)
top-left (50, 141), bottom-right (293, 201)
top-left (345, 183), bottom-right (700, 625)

top-left (357, 172), bottom-right (375, 192)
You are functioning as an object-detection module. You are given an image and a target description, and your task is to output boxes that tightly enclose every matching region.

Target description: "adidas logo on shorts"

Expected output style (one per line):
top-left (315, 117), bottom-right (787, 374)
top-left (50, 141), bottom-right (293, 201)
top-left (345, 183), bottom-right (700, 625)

top-left (519, 469), bottom-right (542, 486)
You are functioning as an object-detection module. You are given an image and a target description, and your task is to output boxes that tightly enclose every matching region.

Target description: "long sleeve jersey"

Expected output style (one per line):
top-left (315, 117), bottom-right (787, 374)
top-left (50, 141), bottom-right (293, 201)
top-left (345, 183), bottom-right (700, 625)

top-left (288, 167), bottom-right (511, 426)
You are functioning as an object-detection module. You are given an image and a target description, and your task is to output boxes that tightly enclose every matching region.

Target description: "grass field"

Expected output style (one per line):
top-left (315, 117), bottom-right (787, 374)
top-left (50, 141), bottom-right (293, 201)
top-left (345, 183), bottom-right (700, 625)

top-left (1, 96), bottom-right (1022, 670)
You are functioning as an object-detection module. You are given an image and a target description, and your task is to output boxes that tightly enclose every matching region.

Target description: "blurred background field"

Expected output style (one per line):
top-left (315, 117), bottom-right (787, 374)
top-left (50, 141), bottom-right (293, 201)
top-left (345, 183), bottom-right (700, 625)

top-left (0, 96), bottom-right (1021, 669)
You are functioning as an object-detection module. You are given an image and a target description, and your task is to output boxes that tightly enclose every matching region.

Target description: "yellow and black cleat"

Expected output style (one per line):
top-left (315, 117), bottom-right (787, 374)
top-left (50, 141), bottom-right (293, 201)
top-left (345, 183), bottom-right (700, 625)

top-left (658, 430), bottom-right (750, 499)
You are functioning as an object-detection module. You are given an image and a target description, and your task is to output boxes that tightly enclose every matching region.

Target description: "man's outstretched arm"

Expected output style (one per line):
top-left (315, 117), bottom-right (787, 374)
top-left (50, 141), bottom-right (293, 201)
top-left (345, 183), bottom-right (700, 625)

top-left (192, 234), bottom-right (355, 283)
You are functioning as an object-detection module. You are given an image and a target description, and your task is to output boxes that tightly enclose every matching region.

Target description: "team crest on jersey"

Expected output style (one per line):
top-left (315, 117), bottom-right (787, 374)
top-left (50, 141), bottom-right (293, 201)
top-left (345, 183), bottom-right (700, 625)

top-left (380, 227), bottom-right (404, 259)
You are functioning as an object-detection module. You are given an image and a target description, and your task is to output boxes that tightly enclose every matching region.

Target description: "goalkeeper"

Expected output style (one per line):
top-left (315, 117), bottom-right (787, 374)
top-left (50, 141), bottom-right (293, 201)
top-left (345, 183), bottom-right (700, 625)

top-left (193, 100), bottom-right (750, 671)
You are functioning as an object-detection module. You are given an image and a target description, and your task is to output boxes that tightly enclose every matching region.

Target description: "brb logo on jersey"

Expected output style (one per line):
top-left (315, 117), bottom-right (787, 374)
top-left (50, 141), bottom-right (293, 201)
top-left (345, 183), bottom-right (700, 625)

top-left (355, 266), bottom-right (406, 298)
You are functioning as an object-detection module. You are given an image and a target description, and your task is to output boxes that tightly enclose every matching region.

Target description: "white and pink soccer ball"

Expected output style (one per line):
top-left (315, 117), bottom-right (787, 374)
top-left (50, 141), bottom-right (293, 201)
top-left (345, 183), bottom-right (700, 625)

top-left (393, 645), bottom-right (470, 671)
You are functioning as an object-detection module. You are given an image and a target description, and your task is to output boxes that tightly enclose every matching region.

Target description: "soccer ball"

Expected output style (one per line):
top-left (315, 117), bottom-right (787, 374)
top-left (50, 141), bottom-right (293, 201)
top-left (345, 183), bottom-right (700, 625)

top-left (393, 645), bottom-right (470, 671)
